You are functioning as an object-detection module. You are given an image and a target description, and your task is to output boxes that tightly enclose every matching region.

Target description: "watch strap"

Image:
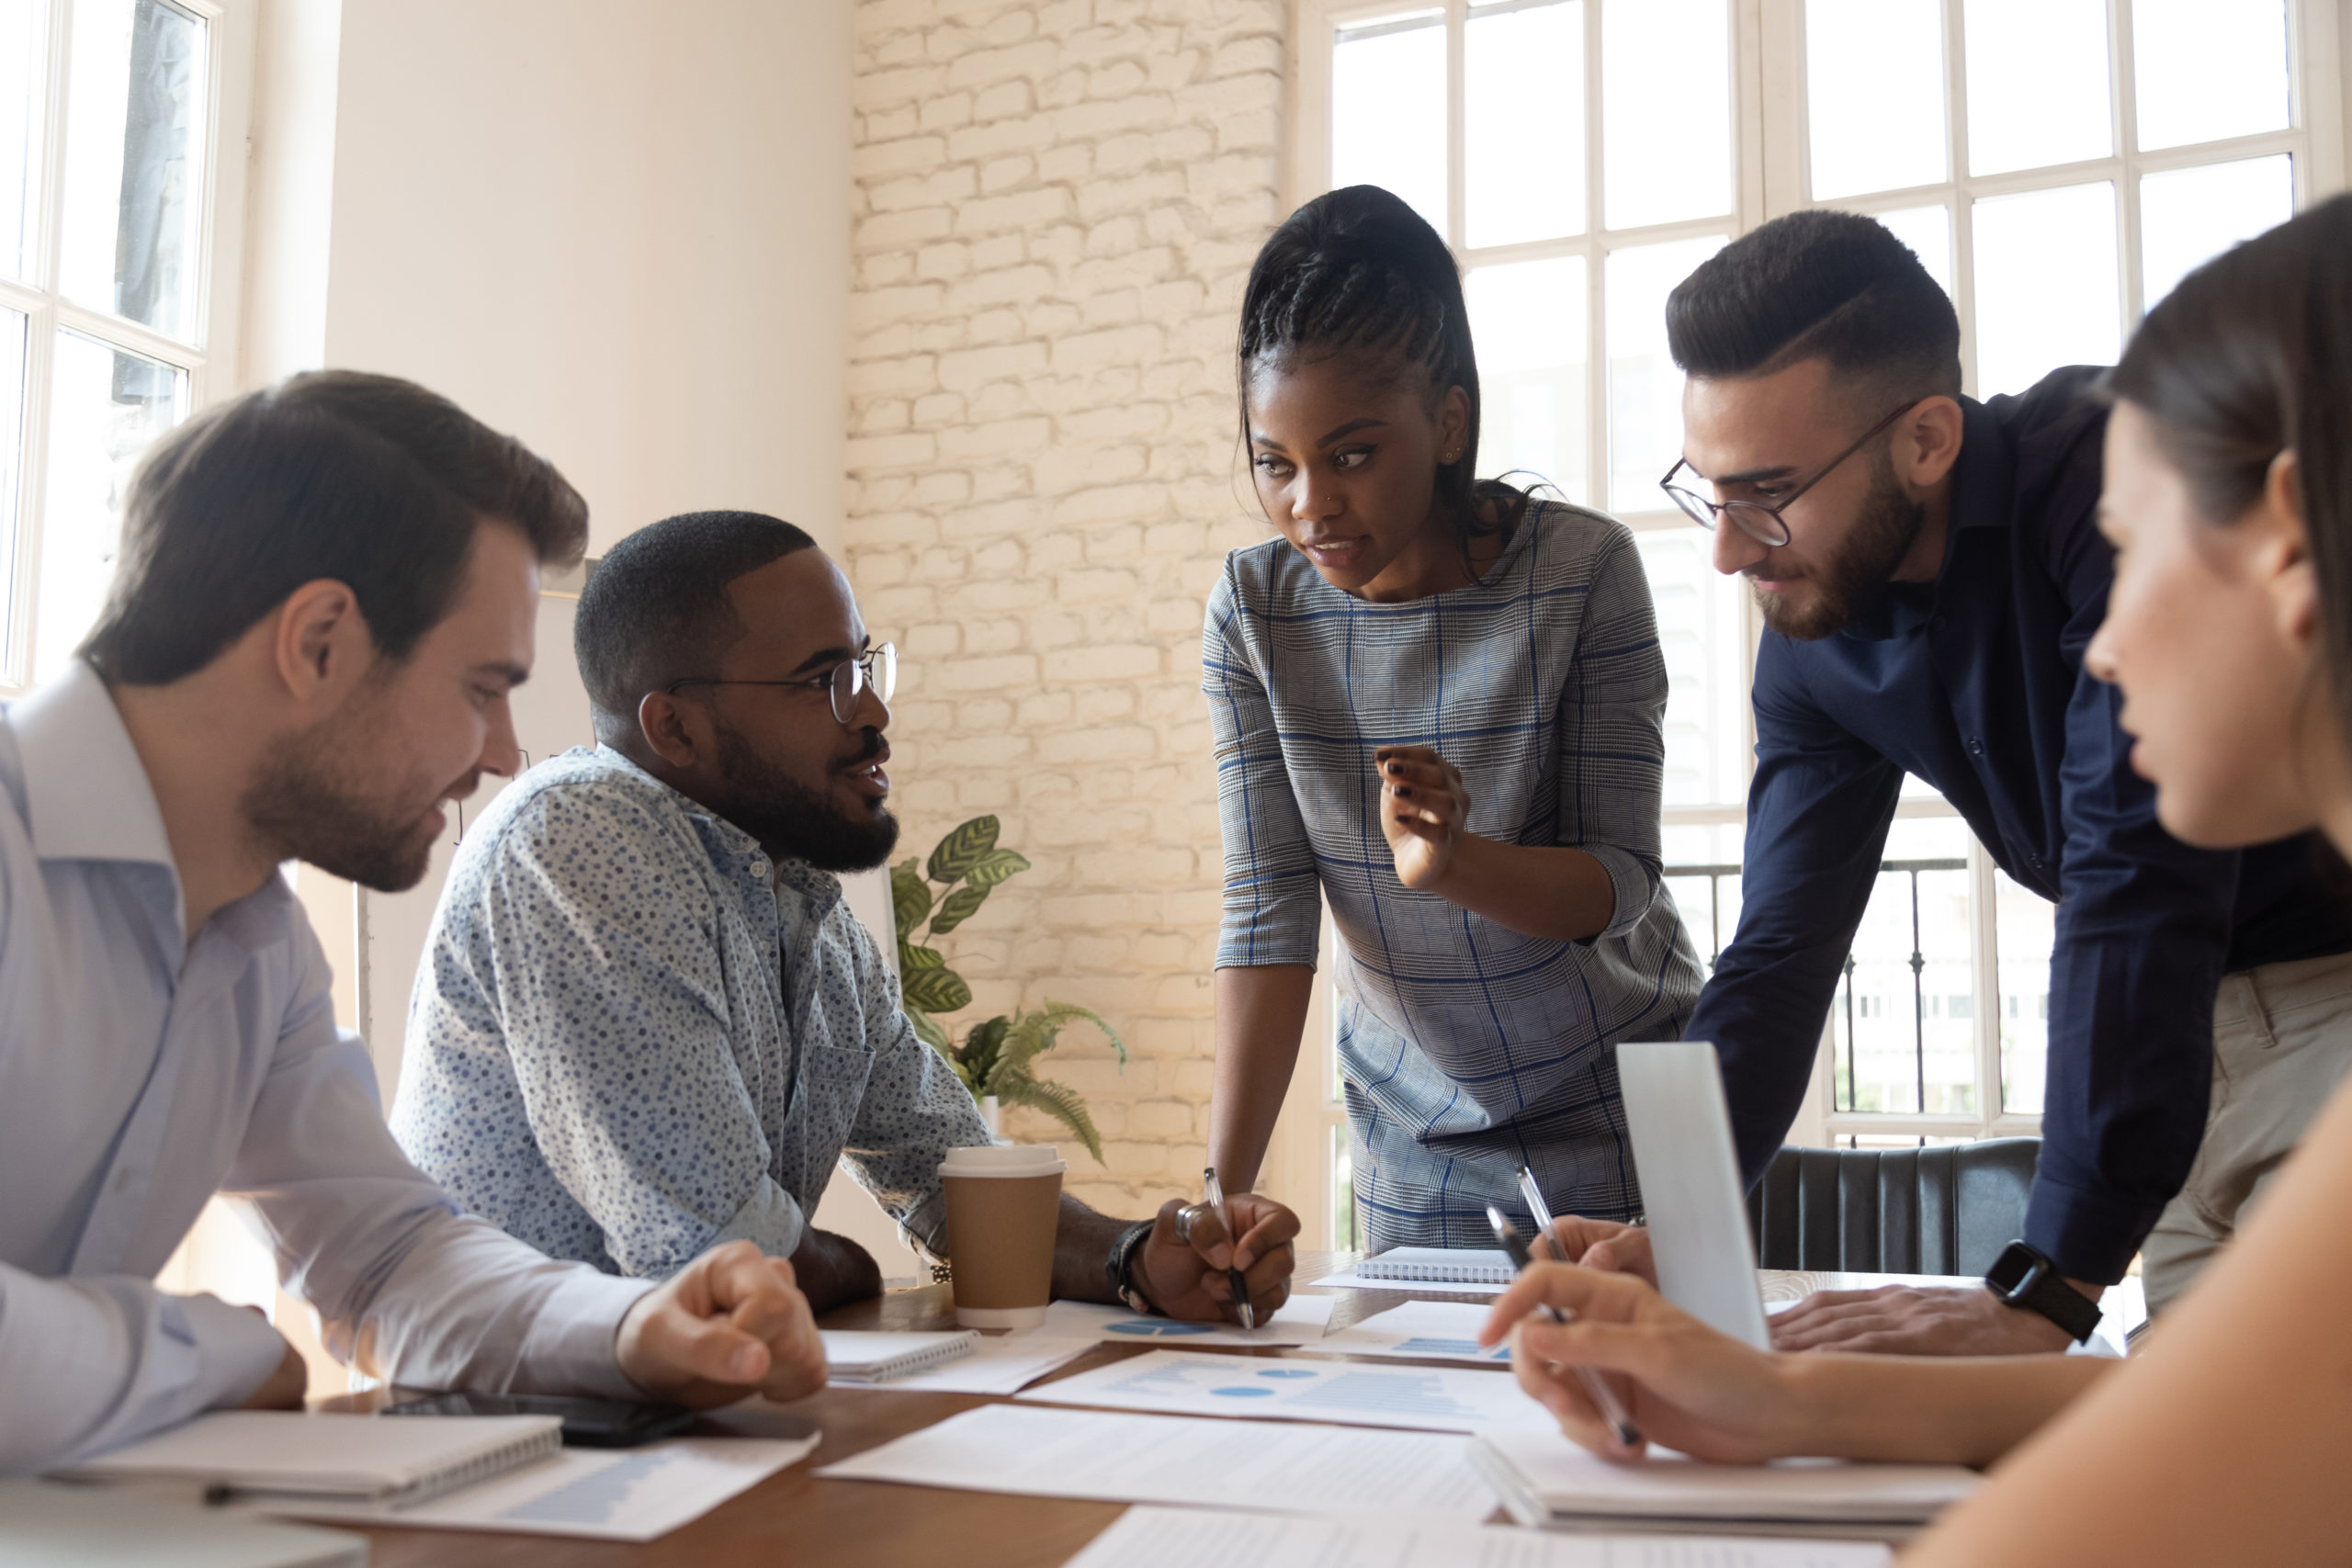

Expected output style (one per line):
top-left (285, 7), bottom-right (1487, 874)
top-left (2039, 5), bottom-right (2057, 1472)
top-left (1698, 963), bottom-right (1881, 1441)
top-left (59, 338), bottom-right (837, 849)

top-left (1984, 1244), bottom-right (2102, 1343)
top-left (1107, 1218), bottom-right (1159, 1314)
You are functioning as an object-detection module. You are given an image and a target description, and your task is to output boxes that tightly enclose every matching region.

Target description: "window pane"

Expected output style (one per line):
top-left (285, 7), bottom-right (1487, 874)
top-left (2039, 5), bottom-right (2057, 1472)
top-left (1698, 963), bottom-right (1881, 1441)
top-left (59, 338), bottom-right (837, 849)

top-left (60, 0), bottom-right (210, 340)
top-left (1663, 850), bottom-right (1742, 978)
top-left (1332, 12), bottom-right (1447, 240)
top-left (0, 0), bottom-right (41, 283)
top-left (2133, 0), bottom-right (2288, 152)
top-left (1963, 0), bottom-right (2111, 176)
top-left (1995, 867), bottom-right (2052, 1115)
top-left (36, 329), bottom-right (186, 681)
top-left (1805, 0), bottom-right (1946, 199)
top-left (1606, 234), bottom-right (1724, 513)
top-left (1601, 0), bottom-right (1729, 231)
top-left (1638, 528), bottom-right (1748, 810)
top-left (2140, 154), bottom-right (2292, 313)
top-left (1834, 816), bottom-right (1975, 1115)
top-left (1466, 1), bottom-right (1584, 248)
top-left (0, 308), bottom-right (21, 662)
top-left (1972, 182), bottom-right (2119, 399)
top-left (1875, 202), bottom-right (1953, 301)
top-left (1466, 255), bottom-right (1587, 502)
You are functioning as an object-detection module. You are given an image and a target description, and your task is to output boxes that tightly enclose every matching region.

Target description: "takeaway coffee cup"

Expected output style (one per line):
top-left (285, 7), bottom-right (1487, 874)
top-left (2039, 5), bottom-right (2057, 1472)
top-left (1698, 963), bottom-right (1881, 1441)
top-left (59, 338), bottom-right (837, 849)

top-left (939, 1143), bottom-right (1067, 1328)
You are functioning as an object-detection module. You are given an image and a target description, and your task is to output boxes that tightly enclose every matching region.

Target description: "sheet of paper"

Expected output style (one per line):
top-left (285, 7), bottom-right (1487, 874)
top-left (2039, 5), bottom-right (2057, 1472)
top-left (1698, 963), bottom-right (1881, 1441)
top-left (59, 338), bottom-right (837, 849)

top-left (267, 1435), bottom-right (816, 1541)
top-left (1041, 1292), bottom-right (1335, 1347)
top-left (1017, 1348), bottom-right (1557, 1435)
top-left (815, 1404), bottom-right (1499, 1518)
top-left (1297, 1299), bottom-right (1515, 1365)
top-left (1474, 1432), bottom-right (1977, 1527)
top-left (828, 1326), bottom-right (1098, 1394)
top-left (1062, 1506), bottom-right (1895, 1568)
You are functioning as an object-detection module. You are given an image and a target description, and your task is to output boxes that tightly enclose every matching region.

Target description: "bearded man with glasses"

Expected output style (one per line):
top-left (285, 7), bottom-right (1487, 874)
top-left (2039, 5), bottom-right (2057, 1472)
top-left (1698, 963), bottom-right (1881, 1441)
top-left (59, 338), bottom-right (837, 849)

top-left (1552, 211), bottom-right (2352, 1356)
top-left (392, 512), bottom-right (1297, 1324)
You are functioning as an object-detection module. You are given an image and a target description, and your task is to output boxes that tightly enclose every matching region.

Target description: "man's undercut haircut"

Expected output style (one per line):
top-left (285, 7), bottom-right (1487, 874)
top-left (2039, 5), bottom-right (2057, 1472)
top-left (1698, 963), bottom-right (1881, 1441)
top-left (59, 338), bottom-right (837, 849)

top-left (1666, 209), bottom-right (1962, 406)
top-left (574, 511), bottom-right (819, 724)
top-left (81, 370), bottom-right (588, 685)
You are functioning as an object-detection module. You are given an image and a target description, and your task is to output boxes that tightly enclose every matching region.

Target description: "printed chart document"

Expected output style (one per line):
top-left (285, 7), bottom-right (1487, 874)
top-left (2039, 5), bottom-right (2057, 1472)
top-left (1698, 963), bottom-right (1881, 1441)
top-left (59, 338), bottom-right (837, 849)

top-left (273, 1434), bottom-right (818, 1542)
top-left (826, 1325), bottom-right (1097, 1394)
top-left (1300, 1299), bottom-right (1515, 1364)
top-left (1041, 1293), bottom-right (1335, 1347)
top-left (815, 1404), bottom-right (1499, 1519)
top-left (1017, 1348), bottom-right (1556, 1435)
top-left (1473, 1432), bottom-right (1977, 1537)
top-left (1062, 1506), bottom-right (1895, 1568)
top-left (0, 1479), bottom-right (367, 1568)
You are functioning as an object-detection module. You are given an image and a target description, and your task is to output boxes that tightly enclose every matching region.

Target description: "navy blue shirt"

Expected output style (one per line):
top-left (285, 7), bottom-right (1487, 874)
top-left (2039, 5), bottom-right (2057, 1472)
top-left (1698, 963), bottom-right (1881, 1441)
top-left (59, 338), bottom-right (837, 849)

top-left (1687, 367), bottom-right (2352, 1284)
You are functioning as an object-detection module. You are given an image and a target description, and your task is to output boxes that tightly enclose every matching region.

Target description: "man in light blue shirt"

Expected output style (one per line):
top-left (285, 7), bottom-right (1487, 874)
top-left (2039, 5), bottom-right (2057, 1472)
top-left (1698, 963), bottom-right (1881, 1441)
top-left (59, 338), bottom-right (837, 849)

top-left (394, 511), bottom-right (1302, 1319)
top-left (1, 374), bottom-right (829, 1474)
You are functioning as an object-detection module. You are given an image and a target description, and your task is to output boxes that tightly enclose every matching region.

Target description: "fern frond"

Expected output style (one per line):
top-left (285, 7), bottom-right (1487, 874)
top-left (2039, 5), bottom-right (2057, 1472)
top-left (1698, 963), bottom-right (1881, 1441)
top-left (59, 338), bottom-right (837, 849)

top-left (998, 1000), bottom-right (1125, 1078)
top-left (993, 1071), bottom-right (1105, 1163)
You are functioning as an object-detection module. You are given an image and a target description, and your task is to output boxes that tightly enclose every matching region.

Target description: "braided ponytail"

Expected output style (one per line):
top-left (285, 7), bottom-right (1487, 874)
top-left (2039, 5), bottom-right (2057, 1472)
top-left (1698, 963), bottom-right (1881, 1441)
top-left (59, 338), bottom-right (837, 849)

top-left (1238, 186), bottom-right (1527, 553)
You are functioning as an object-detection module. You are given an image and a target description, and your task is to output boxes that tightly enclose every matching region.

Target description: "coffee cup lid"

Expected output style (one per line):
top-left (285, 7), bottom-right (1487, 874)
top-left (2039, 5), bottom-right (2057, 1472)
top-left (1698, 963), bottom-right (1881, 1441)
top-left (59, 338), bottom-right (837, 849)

top-left (940, 1142), bottom-right (1068, 1178)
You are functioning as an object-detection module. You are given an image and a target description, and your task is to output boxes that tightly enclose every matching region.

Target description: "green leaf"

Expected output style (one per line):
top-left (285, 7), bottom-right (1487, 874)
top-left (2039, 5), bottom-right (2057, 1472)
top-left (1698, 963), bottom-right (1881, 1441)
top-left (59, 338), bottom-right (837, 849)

top-left (998, 1000), bottom-right (1125, 1079)
top-left (992, 1072), bottom-right (1106, 1164)
top-left (900, 963), bottom-right (972, 1014)
top-left (926, 816), bottom-right (1001, 885)
top-left (958, 1015), bottom-right (1010, 1089)
top-left (926, 882), bottom-right (991, 936)
top-left (961, 848), bottom-right (1031, 889)
top-left (900, 944), bottom-right (946, 970)
top-left (890, 860), bottom-right (932, 942)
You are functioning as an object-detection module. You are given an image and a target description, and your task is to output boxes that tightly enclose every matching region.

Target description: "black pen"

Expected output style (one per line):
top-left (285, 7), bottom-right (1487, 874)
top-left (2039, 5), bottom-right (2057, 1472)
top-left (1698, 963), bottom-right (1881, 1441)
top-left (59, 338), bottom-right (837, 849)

top-left (1487, 1203), bottom-right (1642, 1448)
top-left (1203, 1167), bottom-right (1255, 1330)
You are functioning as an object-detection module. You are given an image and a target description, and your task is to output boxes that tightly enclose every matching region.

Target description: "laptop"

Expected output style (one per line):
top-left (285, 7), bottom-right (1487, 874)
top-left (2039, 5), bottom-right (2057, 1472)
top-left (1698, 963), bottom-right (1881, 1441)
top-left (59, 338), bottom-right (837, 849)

top-left (1614, 1040), bottom-right (1773, 1349)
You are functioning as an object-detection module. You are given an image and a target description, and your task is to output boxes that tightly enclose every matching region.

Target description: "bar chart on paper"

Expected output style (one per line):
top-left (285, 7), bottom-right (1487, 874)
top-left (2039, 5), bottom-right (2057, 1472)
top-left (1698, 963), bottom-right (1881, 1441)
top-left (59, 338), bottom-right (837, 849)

top-left (1301, 1300), bottom-right (1518, 1365)
top-left (1016, 1349), bottom-right (1557, 1435)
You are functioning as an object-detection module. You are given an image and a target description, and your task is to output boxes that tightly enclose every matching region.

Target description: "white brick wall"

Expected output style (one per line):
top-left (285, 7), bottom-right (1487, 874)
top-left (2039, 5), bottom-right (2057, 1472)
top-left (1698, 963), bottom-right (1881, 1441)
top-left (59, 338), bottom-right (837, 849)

top-left (844, 0), bottom-right (1285, 1214)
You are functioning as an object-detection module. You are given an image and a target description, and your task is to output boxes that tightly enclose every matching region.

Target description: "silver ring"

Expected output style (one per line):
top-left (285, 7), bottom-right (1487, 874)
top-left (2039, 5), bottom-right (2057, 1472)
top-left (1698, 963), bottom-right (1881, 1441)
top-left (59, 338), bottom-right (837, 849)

top-left (1175, 1204), bottom-right (1199, 1245)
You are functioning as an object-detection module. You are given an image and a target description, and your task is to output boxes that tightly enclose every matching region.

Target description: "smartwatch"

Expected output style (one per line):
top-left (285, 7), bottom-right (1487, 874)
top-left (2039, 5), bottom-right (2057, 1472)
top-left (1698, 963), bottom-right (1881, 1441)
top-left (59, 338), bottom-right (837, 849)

top-left (1983, 1240), bottom-right (2102, 1344)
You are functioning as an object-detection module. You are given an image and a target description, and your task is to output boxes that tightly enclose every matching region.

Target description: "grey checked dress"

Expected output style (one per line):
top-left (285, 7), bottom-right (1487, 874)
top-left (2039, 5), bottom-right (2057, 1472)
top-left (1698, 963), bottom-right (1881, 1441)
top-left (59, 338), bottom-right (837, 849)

top-left (1204, 501), bottom-right (1703, 1248)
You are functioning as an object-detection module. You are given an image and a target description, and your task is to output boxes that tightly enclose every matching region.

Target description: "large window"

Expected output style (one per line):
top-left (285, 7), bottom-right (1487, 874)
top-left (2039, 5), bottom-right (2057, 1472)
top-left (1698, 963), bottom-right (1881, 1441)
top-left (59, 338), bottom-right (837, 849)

top-left (0, 0), bottom-right (244, 695)
top-left (1288, 0), bottom-right (2341, 1244)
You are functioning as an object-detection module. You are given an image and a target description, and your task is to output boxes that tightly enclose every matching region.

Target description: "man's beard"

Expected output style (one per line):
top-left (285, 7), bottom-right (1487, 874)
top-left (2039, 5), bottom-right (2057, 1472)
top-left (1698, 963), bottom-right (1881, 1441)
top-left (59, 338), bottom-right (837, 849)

top-left (243, 706), bottom-right (458, 894)
top-left (710, 722), bottom-right (899, 873)
top-left (1752, 451), bottom-right (1927, 641)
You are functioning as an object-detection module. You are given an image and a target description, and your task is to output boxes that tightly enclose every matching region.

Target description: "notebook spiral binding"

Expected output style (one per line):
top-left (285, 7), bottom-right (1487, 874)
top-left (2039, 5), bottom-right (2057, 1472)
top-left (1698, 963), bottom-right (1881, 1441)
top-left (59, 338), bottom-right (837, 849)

top-left (383, 1424), bottom-right (562, 1509)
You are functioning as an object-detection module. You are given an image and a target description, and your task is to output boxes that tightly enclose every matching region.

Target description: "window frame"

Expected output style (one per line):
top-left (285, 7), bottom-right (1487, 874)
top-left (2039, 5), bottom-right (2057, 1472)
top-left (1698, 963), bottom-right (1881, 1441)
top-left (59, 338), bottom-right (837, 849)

top-left (1278, 0), bottom-right (2347, 1244)
top-left (0, 0), bottom-right (256, 695)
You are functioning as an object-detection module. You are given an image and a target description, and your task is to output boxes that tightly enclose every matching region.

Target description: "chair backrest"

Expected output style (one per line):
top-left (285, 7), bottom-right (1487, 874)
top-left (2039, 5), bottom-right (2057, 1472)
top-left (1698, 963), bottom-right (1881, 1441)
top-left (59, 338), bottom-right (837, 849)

top-left (1745, 1138), bottom-right (2041, 1277)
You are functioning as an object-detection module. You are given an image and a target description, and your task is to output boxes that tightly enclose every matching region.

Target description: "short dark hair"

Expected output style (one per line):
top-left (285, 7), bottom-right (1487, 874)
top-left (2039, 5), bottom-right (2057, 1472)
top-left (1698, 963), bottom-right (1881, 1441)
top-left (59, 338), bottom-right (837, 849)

top-left (1238, 184), bottom-right (1528, 549)
top-left (1666, 209), bottom-right (1962, 402)
top-left (81, 370), bottom-right (588, 684)
top-left (574, 510), bottom-right (818, 724)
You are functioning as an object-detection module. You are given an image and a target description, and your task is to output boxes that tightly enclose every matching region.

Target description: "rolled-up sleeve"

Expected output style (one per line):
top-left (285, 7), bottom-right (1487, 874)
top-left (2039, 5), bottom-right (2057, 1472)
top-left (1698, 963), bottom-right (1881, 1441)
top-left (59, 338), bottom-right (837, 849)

top-left (1556, 528), bottom-right (1671, 942)
top-left (1204, 561), bottom-right (1322, 969)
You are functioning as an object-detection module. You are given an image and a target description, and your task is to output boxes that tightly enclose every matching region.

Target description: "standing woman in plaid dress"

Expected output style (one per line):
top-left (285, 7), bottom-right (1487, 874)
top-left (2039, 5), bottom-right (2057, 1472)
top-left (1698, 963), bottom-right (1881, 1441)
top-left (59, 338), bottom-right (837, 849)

top-left (1203, 186), bottom-right (1704, 1252)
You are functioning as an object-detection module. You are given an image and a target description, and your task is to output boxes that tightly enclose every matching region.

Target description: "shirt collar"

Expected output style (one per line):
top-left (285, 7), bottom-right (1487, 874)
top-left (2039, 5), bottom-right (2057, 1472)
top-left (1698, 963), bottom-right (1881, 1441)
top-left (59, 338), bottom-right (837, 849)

top-left (1947, 395), bottom-right (2015, 535)
top-left (8, 660), bottom-right (177, 869)
top-left (589, 742), bottom-right (844, 914)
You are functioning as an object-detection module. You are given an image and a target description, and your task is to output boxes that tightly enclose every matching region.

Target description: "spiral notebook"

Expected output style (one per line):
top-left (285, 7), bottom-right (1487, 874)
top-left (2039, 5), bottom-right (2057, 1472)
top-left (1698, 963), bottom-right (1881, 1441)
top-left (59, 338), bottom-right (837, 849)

top-left (55, 1411), bottom-right (561, 1507)
top-left (820, 1329), bottom-right (980, 1383)
top-left (1317, 1247), bottom-right (1517, 1288)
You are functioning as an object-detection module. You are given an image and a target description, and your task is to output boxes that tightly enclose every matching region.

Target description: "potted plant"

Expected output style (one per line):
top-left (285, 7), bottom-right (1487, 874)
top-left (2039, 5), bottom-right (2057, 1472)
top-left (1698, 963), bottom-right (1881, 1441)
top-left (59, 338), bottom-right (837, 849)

top-left (891, 815), bottom-right (1125, 1161)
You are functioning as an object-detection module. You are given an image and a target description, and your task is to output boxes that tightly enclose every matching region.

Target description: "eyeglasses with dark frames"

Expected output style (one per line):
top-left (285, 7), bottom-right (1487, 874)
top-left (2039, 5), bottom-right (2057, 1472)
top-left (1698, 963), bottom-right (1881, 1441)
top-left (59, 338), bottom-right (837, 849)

top-left (665, 641), bottom-right (898, 727)
top-left (1658, 400), bottom-right (1923, 548)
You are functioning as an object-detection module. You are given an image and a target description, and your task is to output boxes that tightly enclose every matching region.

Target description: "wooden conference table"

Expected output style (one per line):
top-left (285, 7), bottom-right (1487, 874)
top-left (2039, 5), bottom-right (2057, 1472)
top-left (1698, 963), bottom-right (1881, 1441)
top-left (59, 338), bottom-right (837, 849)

top-left (330, 1253), bottom-right (2061, 1568)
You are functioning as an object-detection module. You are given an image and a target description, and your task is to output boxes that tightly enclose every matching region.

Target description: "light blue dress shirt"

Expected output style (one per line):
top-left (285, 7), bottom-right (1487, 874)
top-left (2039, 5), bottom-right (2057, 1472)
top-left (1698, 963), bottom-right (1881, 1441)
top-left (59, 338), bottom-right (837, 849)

top-left (0, 663), bottom-right (652, 1472)
top-left (390, 745), bottom-right (991, 1280)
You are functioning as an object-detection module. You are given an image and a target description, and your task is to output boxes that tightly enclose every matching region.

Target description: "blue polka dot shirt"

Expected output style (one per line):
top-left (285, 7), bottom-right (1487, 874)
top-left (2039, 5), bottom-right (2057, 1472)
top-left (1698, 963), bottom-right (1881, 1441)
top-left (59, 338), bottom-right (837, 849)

top-left (389, 745), bottom-right (991, 1279)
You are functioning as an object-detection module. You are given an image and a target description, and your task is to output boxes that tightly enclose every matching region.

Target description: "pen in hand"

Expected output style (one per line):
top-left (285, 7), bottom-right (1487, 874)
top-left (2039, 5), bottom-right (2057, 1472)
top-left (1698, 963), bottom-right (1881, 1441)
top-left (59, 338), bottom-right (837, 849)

top-left (1486, 1202), bottom-right (1643, 1449)
top-left (1203, 1167), bottom-right (1256, 1330)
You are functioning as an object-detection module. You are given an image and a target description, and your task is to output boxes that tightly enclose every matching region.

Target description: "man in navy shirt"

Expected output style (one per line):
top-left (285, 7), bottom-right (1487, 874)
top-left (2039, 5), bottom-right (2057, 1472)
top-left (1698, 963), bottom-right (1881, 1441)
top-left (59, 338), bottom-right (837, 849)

top-left (1569, 212), bottom-right (2352, 1354)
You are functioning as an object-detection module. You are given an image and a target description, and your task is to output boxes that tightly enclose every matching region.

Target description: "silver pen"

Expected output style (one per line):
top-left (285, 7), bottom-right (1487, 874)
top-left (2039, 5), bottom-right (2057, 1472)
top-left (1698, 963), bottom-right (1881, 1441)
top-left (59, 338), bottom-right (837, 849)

top-left (1487, 1199), bottom-right (1642, 1449)
top-left (1516, 1163), bottom-right (1560, 1259)
top-left (1202, 1167), bottom-right (1256, 1330)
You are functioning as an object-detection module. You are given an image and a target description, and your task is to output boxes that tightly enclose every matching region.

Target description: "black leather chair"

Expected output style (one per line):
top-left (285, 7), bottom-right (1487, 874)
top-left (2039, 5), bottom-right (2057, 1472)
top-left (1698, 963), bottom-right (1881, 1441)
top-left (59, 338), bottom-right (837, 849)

top-left (1745, 1138), bottom-right (2041, 1277)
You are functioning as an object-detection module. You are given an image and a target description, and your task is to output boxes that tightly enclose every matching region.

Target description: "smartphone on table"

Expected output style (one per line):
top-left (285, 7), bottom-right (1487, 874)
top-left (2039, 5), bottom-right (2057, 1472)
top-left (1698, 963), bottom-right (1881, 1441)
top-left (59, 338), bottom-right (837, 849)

top-left (382, 1390), bottom-right (695, 1448)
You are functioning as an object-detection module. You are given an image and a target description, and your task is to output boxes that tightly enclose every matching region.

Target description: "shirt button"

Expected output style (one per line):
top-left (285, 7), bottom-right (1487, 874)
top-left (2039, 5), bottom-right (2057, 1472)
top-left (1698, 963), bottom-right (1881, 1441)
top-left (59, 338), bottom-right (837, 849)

top-left (1966, 738), bottom-right (1984, 756)
top-left (751, 860), bottom-right (770, 877)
